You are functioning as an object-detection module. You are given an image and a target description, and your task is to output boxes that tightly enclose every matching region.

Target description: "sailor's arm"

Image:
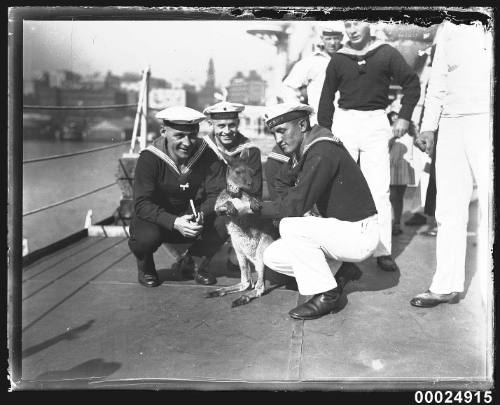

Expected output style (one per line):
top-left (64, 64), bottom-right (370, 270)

top-left (133, 152), bottom-right (178, 230)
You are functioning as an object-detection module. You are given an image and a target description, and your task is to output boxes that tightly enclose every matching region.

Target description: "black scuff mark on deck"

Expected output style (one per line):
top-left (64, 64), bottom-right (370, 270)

top-left (287, 294), bottom-right (307, 381)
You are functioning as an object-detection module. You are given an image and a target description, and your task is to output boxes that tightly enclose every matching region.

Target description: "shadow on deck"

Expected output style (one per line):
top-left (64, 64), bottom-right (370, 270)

top-left (17, 201), bottom-right (492, 391)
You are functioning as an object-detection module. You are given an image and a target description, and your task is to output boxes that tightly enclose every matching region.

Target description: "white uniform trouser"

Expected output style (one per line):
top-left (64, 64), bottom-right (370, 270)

top-left (332, 109), bottom-right (392, 257)
top-left (263, 215), bottom-right (379, 295)
top-left (429, 113), bottom-right (491, 295)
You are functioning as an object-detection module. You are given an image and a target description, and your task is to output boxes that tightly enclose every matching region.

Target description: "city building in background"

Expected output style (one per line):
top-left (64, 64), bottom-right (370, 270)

top-left (198, 58), bottom-right (223, 111)
top-left (227, 70), bottom-right (267, 106)
top-left (24, 69), bottom-right (171, 141)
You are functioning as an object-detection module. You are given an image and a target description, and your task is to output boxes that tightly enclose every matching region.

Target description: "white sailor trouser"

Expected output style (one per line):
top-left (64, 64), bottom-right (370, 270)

top-left (429, 114), bottom-right (491, 295)
top-left (331, 109), bottom-right (392, 257)
top-left (263, 215), bottom-right (379, 295)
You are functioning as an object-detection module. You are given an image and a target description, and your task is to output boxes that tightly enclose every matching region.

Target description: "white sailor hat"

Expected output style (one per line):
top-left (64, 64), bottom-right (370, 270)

top-left (156, 106), bottom-right (206, 130)
top-left (203, 101), bottom-right (245, 120)
top-left (265, 102), bottom-right (314, 129)
top-left (318, 24), bottom-right (344, 37)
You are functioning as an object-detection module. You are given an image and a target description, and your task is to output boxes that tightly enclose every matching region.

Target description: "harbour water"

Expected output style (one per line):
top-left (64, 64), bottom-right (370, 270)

top-left (22, 139), bottom-right (130, 252)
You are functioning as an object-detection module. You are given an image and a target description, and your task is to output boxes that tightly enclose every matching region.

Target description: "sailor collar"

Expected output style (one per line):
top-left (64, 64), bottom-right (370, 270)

top-left (143, 136), bottom-right (207, 177)
top-left (336, 40), bottom-right (387, 58)
top-left (203, 133), bottom-right (255, 164)
top-left (299, 126), bottom-right (343, 157)
top-left (267, 150), bottom-right (299, 168)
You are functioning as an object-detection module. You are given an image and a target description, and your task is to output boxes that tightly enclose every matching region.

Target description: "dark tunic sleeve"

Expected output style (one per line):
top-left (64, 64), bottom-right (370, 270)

top-left (388, 47), bottom-right (421, 121)
top-left (264, 157), bottom-right (284, 201)
top-left (133, 151), bottom-right (178, 230)
top-left (272, 160), bottom-right (298, 200)
top-left (317, 57), bottom-right (339, 131)
top-left (260, 149), bottom-right (339, 219)
top-left (198, 151), bottom-right (226, 216)
top-left (247, 147), bottom-right (263, 198)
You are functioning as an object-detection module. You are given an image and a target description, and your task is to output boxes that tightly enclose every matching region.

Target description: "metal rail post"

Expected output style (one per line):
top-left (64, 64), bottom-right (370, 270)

top-left (139, 66), bottom-right (150, 151)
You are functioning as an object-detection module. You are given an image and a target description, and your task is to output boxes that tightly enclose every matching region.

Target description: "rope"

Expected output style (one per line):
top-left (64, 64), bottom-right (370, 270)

top-left (22, 182), bottom-right (117, 217)
top-left (23, 104), bottom-right (138, 110)
top-left (23, 141), bottom-right (129, 164)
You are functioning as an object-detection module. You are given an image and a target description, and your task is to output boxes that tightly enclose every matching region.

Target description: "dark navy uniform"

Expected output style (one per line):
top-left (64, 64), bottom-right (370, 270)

top-left (128, 136), bottom-right (227, 261)
top-left (264, 144), bottom-right (299, 200)
top-left (260, 125), bottom-right (377, 221)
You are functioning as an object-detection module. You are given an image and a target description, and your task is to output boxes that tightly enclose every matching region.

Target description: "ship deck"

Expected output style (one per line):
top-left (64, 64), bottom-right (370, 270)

top-left (17, 199), bottom-right (492, 391)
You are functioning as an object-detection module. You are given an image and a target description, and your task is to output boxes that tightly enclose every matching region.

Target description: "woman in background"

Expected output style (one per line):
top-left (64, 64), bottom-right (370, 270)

top-left (387, 111), bottom-right (416, 236)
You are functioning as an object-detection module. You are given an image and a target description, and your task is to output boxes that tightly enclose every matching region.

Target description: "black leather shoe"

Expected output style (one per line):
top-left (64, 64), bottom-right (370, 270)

top-left (376, 255), bottom-right (398, 272)
top-left (138, 271), bottom-right (160, 287)
top-left (335, 262), bottom-right (362, 290)
top-left (190, 256), bottom-right (217, 285)
top-left (172, 253), bottom-right (195, 279)
top-left (410, 290), bottom-right (459, 307)
top-left (289, 287), bottom-right (344, 320)
top-left (392, 224), bottom-right (403, 236)
top-left (136, 255), bottom-right (160, 287)
top-left (404, 213), bottom-right (427, 226)
top-left (195, 269), bottom-right (217, 285)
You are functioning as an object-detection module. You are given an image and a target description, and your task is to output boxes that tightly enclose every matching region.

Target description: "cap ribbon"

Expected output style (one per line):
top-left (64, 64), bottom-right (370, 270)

top-left (267, 110), bottom-right (309, 129)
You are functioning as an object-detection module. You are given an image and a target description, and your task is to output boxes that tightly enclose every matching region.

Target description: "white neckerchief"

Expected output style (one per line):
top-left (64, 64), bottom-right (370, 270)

top-left (336, 40), bottom-right (386, 57)
top-left (203, 134), bottom-right (255, 163)
top-left (145, 141), bottom-right (207, 176)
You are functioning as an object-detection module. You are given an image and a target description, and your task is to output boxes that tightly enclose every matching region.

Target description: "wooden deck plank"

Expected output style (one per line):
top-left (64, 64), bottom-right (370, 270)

top-left (22, 283), bottom-right (298, 382)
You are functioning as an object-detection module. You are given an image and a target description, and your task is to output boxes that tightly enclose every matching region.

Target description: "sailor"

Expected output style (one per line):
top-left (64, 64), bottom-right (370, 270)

top-left (128, 106), bottom-right (227, 287)
top-left (281, 25), bottom-right (344, 125)
top-left (317, 21), bottom-right (421, 272)
top-left (265, 144), bottom-right (294, 200)
top-left (230, 103), bottom-right (380, 320)
top-left (203, 101), bottom-right (263, 271)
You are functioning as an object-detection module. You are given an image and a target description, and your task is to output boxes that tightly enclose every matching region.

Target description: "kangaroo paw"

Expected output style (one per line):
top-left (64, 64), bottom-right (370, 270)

top-left (231, 294), bottom-right (253, 307)
top-left (205, 289), bottom-right (227, 298)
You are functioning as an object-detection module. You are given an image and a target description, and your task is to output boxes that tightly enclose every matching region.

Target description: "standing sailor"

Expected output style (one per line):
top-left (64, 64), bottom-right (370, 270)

top-left (203, 101), bottom-right (263, 271)
top-left (317, 21), bottom-right (421, 272)
top-left (230, 103), bottom-right (379, 320)
top-left (128, 106), bottom-right (227, 287)
top-left (281, 25), bottom-right (344, 125)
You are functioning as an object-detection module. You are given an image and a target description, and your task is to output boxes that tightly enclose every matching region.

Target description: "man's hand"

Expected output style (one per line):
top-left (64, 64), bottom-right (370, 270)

top-left (392, 118), bottom-right (410, 138)
top-left (230, 198), bottom-right (254, 215)
top-left (173, 214), bottom-right (204, 238)
top-left (415, 131), bottom-right (435, 156)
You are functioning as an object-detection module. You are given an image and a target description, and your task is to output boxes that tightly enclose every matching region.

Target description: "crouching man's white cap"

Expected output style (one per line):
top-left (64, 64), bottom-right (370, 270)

top-left (203, 101), bottom-right (245, 120)
top-left (156, 106), bottom-right (206, 131)
top-left (265, 102), bottom-right (314, 129)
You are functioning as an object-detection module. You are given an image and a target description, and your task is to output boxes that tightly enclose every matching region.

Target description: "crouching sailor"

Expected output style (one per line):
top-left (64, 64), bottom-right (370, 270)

top-left (203, 101), bottom-right (263, 272)
top-left (231, 103), bottom-right (380, 320)
top-left (265, 143), bottom-right (298, 200)
top-left (128, 106), bottom-right (227, 287)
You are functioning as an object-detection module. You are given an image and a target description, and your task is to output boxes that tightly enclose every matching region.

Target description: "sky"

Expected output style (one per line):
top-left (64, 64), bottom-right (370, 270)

top-left (22, 20), bottom-right (321, 89)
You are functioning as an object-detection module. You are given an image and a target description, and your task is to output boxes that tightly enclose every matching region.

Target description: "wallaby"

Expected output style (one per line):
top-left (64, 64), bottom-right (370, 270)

top-left (207, 153), bottom-right (278, 307)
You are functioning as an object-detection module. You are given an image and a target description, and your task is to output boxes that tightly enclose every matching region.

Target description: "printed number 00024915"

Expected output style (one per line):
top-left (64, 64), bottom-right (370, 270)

top-left (414, 391), bottom-right (492, 404)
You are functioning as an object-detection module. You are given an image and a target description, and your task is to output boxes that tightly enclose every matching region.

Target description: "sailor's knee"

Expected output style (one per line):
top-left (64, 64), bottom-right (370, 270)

top-left (263, 241), bottom-right (282, 269)
top-left (128, 221), bottom-right (162, 255)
